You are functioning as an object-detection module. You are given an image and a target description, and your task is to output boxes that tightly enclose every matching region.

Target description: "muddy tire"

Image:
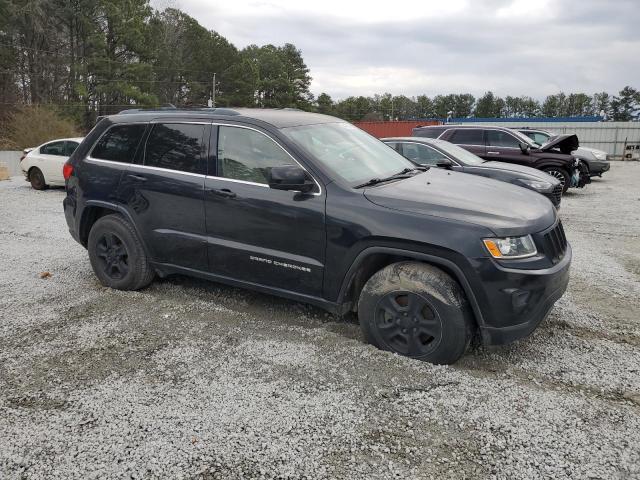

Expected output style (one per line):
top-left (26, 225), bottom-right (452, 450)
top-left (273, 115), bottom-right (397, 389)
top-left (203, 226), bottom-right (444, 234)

top-left (543, 167), bottom-right (570, 193)
top-left (29, 167), bottom-right (47, 190)
top-left (357, 262), bottom-right (473, 365)
top-left (88, 214), bottom-right (155, 290)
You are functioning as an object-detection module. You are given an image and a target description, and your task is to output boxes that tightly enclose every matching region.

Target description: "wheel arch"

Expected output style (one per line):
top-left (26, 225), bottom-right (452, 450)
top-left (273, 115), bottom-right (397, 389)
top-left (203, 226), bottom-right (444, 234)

top-left (336, 246), bottom-right (485, 329)
top-left (79, 201), bottom-right (148, 255)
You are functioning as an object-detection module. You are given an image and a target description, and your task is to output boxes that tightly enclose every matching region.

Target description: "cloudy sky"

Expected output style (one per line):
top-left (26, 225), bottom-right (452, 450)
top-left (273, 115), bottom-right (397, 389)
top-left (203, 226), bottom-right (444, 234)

top-left (164, 0), bottom-right (638, 100)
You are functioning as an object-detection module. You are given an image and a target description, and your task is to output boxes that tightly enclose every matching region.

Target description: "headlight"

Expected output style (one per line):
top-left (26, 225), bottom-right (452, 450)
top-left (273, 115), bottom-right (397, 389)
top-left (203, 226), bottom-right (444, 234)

top-left (483, 235), bottom-right (537, 259)
top-left (593, 151), bottom-right (607, 161)
top-left (517, 178), bottom-right (553, 191)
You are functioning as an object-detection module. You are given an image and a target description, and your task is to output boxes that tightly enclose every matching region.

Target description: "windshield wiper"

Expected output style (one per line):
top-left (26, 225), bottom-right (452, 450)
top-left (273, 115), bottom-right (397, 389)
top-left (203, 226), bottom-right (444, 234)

top-left (354, 167), bottom-right (428, 189)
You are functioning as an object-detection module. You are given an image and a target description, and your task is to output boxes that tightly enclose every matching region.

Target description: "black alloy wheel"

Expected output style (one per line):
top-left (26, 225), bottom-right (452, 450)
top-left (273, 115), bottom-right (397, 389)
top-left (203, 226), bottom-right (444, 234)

top-left (375, 291), bottom-right (442, 357)
top-left (95, 232), bottom-right (129, 280)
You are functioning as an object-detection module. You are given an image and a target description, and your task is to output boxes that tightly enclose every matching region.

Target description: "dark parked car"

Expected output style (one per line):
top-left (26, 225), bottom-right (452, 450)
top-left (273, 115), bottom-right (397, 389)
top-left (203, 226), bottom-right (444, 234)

top-left (413, 124), bottom-right (589, 192)
top-left (382, 137), bottom-right (563, 207)
top-left (518, 128), bottom-right (610, 177)
top-left (63, 108), bottom-right (571, 365)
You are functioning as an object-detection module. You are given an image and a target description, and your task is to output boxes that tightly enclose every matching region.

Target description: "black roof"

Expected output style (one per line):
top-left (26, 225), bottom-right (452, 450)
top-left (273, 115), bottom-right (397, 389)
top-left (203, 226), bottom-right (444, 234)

top-left (108, 107), bottom-right (342, 129)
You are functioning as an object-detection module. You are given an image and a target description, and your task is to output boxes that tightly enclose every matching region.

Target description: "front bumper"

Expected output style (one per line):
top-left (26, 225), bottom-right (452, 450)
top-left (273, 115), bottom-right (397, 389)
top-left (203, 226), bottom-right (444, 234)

top-left (473, 243), bottom-right (571, 345)
top-left (589, 161), bottom-right (610, 175)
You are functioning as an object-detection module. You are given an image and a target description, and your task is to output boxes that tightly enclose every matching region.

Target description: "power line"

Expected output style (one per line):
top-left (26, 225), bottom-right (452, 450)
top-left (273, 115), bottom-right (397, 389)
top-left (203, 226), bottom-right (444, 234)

top-left (0, 42), bottom-right (221, 76)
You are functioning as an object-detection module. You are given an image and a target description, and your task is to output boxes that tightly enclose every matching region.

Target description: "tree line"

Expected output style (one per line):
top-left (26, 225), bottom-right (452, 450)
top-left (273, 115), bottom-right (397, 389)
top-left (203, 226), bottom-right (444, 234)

top-left (0, 0), bottom-right (313, 128)
top-left (316, 88), bottom-right (640, 122)
top-left (0, 0), bottom-right (638, 131)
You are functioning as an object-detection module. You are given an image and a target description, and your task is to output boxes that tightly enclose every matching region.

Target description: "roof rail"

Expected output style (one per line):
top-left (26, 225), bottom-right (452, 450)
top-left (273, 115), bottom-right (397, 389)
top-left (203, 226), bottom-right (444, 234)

top-left (117, 106), bottom-right (241, 116)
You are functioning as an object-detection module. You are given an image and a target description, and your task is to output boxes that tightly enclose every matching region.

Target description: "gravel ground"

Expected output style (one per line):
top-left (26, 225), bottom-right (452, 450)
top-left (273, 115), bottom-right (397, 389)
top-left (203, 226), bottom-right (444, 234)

top-left (1, 164), bottom-right (639, 479)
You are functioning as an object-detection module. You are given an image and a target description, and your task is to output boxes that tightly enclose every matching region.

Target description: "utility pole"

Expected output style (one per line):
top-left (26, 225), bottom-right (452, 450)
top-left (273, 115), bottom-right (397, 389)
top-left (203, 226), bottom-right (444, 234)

top-left (212, 73), bottom-right (216, 108)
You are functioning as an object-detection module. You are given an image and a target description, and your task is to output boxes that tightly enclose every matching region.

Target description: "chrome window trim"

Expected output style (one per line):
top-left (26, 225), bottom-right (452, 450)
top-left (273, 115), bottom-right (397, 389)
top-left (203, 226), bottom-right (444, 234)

top-left (85, 156), bottom-right (205, 178)
top-left (212, 122), bottom-right (322, 196)
top-left (85, 120), bottom-right (323, 196)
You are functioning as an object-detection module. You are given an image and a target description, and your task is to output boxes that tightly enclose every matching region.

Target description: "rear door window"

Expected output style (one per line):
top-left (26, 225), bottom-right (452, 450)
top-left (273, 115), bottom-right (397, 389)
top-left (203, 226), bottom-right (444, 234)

top-left (449, 129), bottom-right (483, 145)
top-left (144, 123), bottom-right (205, 174)
top-left (487, 130), bottom-right (521, 148)
top-left (92, 124), bottom-right (146, 163)
top-left (40, 141), bottom-right (66, 156)
top-left (64, 141), bottom-right (79, 156)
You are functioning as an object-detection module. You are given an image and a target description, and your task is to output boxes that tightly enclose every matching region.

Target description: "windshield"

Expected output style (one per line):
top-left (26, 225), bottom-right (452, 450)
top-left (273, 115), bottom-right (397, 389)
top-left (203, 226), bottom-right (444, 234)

top-left (430, 139), bottom-right (485, 165)
top-left (282, 122), bottom-right (416, 185)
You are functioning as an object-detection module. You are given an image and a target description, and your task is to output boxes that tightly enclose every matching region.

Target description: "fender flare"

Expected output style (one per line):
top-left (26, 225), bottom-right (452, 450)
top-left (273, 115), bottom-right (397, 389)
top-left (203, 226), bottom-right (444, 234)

top-left (336, 246), bottom-right (485, 328)
top-left (81, 200), bottom-right (151, 257)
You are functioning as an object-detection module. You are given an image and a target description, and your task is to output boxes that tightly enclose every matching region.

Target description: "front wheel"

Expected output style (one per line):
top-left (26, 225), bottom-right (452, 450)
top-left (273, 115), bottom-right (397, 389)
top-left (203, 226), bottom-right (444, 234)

top-left (543, 167), bottom-right (570, 193)
top-left (88, 214), bottom-right (155, 290)
top-left (357, 262), bottom-right (473, 365)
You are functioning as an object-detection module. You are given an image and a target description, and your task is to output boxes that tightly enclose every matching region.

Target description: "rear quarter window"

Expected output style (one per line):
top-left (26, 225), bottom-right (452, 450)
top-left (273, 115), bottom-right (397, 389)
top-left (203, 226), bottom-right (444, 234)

top-left (91, 124), bottom-right (147, 163)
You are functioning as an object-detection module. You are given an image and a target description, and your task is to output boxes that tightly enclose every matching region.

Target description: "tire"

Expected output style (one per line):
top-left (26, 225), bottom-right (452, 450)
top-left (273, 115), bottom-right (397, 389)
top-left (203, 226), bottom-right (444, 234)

top-left (357, 261), bottom-right (473, 365)
top-left (543, 167), bottom-right (570, 193)
top-left (28, 167), bottom-right (47, 190)
top-left (87, 214), bottom-right (155, 290)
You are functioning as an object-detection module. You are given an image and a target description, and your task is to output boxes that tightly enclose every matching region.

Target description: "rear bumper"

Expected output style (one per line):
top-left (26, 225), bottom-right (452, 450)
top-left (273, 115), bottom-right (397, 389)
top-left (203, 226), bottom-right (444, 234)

top-left (475, 244), bottom-right (571, 345)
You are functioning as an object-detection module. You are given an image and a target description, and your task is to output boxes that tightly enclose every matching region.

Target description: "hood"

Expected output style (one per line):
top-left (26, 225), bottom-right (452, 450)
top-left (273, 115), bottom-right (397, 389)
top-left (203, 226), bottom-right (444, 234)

top-left (364, 168), bottom-right (556, 237)
top-left (477, 161), bottom-right (561, 184)
top-left (539, 134), bottom-right (579, 154)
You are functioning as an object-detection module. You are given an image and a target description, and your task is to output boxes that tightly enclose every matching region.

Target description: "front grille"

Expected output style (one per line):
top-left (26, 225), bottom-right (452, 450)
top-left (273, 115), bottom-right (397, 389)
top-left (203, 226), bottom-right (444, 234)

top-left (545, 184), bottom-right (563, 207)
top-left (543, 220), bottom-right (568, 263)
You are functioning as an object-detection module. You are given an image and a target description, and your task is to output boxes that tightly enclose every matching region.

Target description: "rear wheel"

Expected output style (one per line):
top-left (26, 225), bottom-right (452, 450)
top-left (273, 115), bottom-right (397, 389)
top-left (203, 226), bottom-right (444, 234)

top-left (543, 167), bottom-right (570, 193)
top-left (357, 262), bottom-right (473, 365)
top-left (28, 167), bottom-right (47, 190)
top-left (88, 215), bottom-right (155, 290)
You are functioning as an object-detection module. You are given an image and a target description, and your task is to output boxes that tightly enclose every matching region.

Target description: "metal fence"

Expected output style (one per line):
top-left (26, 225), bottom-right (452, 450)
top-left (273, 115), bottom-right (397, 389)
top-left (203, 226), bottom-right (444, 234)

top-left (0, 151), bottom-right (22, 176)
top-left (454, 121), bottom-right (640, 157)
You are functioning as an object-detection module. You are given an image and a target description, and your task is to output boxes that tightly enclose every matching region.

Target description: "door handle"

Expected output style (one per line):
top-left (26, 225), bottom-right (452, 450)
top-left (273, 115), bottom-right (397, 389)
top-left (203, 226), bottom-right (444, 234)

top-left (127, 173), bottom-right (147, 182)
top-left (487, 151), bottom-right (500, 155)
top-left (210, 188), bottom-right (236, 199)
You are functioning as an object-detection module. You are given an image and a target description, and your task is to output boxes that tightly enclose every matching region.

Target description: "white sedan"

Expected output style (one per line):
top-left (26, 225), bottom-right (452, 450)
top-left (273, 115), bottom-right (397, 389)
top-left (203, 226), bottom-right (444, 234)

top-left (20, 137), bottom-right (84, 189)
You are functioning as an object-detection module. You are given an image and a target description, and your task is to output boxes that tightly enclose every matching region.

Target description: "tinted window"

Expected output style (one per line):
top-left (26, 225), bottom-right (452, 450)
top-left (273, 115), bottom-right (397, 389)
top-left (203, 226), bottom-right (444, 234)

top-left (487, 130), bottom-right (521, 148)
top-left (64, 141), bottom-right (79, 156)
top-left (218, 126), bottom-right (294, 184)
top-left (92, 124), bottom-right (146, 163)
top-left (400, 143), bottom-right (447, 166)
top-left (40, 141), bottom-right (66, 156)
top-left (145, 123), bottom-right (204, 174)
top-left (413, 127), bottom-right (445, 139)
top-left (449, 129), bottom-right (483, 145)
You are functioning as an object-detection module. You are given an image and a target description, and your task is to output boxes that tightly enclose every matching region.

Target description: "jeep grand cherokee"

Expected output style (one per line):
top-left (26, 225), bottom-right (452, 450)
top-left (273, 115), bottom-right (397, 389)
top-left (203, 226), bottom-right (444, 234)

top-left (63, 108), bottom-right (571, 364)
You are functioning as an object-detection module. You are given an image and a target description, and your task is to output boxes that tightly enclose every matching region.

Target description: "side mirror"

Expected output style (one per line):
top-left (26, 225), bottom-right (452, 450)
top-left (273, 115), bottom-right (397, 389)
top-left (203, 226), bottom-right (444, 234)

top-left (519, 142), bottom-right (530, 154)
top-left (436, 158), bottom-right (454, 169)
top-left (268, 165), bottom-right (315, 193)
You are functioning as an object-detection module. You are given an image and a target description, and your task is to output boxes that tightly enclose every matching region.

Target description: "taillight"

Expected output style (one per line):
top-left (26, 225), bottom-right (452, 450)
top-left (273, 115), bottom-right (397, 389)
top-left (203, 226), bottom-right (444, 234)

top-left (63, 163), bottom-right (74, 180)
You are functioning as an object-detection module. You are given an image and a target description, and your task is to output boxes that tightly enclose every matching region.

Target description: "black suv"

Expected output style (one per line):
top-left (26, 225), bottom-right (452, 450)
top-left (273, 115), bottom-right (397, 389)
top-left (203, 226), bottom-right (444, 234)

top-left (63, 108), bottom-right (571, 364)
top-left (413, 124), bottom-right (589, 192)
